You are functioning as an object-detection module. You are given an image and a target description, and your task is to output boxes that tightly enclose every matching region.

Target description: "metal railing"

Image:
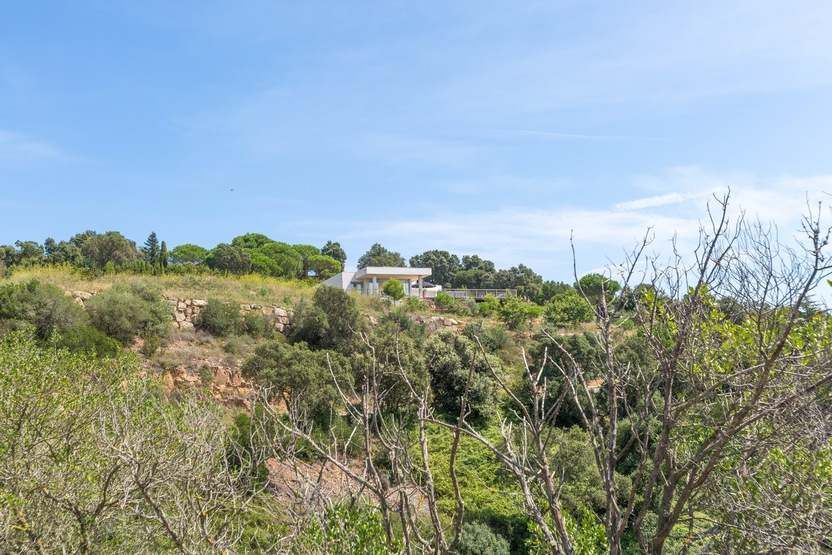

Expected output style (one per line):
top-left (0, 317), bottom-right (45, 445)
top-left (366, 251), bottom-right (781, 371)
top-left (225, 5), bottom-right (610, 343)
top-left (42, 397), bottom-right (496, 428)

top-left (443, 288), bottom-right (517, 300)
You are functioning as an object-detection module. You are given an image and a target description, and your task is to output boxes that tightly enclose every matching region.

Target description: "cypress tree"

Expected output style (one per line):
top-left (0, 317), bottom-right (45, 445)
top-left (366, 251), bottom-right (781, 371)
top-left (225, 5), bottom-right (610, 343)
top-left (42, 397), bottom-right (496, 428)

top-left (159, 241), bottom-right (169, 269)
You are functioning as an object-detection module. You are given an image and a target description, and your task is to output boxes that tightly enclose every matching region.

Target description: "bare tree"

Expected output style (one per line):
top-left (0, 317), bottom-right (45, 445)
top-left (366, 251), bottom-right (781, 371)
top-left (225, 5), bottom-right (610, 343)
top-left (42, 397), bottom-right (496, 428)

top-left (536, 194), bottom-right (832, 553)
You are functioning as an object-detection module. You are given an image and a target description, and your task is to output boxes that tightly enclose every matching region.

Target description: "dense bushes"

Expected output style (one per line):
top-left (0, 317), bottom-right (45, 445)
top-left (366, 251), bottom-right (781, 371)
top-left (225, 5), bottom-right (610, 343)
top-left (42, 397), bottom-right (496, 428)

top-left (242, 340), bottom-right (348, 423)
top-left (426, 331), bottom-right (499, 424)
top-left (544, 287), bottom-right (594, 327)
top-left (289, 286), bottom-right (361, 351)
top-left (0, 280), bottom-right (87, 339)
top-left (86, 283), bottom-right (170, 352)
top-left (453, 522), bottom-right (510, 555)
top-left (496, 295), bottom-right (542, 330)
top-left (196, 298), bottom-right (243, 336)
top-left (0, 280), bottom-right (122, 357)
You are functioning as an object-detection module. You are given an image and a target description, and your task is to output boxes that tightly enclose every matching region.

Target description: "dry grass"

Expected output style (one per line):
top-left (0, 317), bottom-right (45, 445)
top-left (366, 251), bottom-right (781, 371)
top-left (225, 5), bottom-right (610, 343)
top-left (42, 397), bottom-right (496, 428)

top-left (3, 266), bottom-right (316, 305)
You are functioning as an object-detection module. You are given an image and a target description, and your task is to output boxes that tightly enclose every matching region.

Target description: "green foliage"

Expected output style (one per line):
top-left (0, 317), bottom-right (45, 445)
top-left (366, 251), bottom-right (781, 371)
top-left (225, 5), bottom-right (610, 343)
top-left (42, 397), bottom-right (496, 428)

top-left (462, 321), bottom-right (509, 353)
top-left (402, 295), bottom-right (426, 312)
top-left (477, 293), bottom-right (501, 316)
top-left (206, 243), bottom-right (252, 274)
top-left (196, 298), bottom-right (243, 336)
top-left (357, 243), bottom-right (405, 268)
top-left (159, 240), bottom-right (168, 268)
top-left (79, 231), bottom-right (140, 269)
top-left (13, 240), bottom-right (45, 266)
top-left (170, 243), bottom-right (210, 265)
top-left (426, 331), bottom-right (499, 424)
top-left (381, 279), bottom-right (405, 301)
top-left (321, 240), bottom-right (347, 269)
top-left (289, 286), bottom-right (361, 351)
top-left (242, 311), bottom-right (273, 338)
top-left (54, 325), bottom-right (121, 358)
top-left (292, 504), bottom-right (398, 554)
top-left (230, 233), bottom-right (273, 251)
top-left (497, 295), bottom-right (542, 330)
top-left (533, 280), bottom-right (574, 305)
top-left (409, 250), bottom-right (461, 287)
top-left (143, 231), bottom-right (160, 263)
top-left (435, 291), bottom-right (456, 310)
top-left (0, 279), bottom-right (86, 339)
top-left (245, 240), bottom-right (304, 278)
top-left (425, 424), bottom-right (533, 552)
top-left (576, 273), bottom-right (621, 304)
top-left (453, 522), bottom-right (510, 555)
top-left (292, 244), bottom-right (321, 276)
top-left (243, 340), bottom-right (348, 423)
top-left (544, 287), bottom-right (594, 327)
top-left (86, 282), bottom-right (170, 350)
top-left (307, 253), bottom-right (341, 279)
top-left (0, 331), bottom-right (256, 552)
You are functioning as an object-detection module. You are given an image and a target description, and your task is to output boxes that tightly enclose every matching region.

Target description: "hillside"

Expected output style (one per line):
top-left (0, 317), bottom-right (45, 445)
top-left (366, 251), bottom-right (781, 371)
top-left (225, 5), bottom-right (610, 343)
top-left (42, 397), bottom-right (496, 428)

top-left (1, 215), bottom-right (830, 554)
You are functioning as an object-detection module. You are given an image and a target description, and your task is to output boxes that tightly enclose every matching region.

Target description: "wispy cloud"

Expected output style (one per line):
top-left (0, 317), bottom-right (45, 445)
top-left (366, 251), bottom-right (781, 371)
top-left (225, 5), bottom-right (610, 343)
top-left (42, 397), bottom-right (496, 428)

top-left (491, 128), bottom-right (667, 142)
top-left (0, 131), bottom-right (75, 166)
top-left (614, 192), bottom-right (703, 211)
top-left (339, 167), bottom-right (832, 276)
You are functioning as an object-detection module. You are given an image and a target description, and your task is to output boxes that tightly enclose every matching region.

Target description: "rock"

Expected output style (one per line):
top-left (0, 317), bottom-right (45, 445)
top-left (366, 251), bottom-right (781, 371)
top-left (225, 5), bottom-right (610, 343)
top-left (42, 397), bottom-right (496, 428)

top-left (274, 307), bottom-right (288, 318)
top-left (177, 301), bottom-right (186, 310)
top-left (213, 367), bottom-right (230, 386)
top-left (162, 372), bottom-right (175, 394)
top-left (192, 299), bottom-right (207, 307)
top-left (179, 321), bottom-right (194, 331)
top-left (174, 312), bottom-right (186, 322)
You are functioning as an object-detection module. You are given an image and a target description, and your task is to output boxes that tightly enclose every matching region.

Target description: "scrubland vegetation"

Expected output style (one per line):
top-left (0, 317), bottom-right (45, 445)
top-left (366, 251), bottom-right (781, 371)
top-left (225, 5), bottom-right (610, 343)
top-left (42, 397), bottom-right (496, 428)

top-left (1, 197), bottom-right (831, 553)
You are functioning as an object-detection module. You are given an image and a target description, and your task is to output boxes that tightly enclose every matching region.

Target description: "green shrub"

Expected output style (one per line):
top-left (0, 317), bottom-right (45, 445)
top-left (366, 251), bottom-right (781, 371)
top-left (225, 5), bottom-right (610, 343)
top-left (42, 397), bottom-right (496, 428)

top-left (544, 288), bottom-right (594, 328)
top-left (54, 325), bottom-right (121, 358)
top-left (381, 279), bottom-right (405, 301)
top-left (426, 331), bottom-right (499, 424)
top-left (289, 286), bottom-right (361, 352)
top-left (0, 280), bottom-right (87, 340)
top-left (497, 295), bottom-right (542, 330)
top-left (435, 291), bottom-right (457, 311)
top-left (462, 322), bottom-right (509, 353)
top-left (292, 504), bottom-right (399, 554)
top-left (453, 521), bottom-right (510, 555)
top-left (242, 312), bottom-right (273, 338)
top-left (478, 294), bottom-right (501, 317)
top-left (85, 283), bottom-right (170, 351)
top-left (195, 299), bottom-right (242, 336)
top-left (243, 340), bottom-right (349, 423)
top-left (402, 296), bottom-right (426, 312)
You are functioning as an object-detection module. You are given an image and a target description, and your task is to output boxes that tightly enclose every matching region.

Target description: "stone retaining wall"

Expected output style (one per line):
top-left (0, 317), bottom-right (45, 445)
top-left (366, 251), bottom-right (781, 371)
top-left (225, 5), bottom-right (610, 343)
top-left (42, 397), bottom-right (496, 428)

top-left (68, 290), bottom-right (292, 333)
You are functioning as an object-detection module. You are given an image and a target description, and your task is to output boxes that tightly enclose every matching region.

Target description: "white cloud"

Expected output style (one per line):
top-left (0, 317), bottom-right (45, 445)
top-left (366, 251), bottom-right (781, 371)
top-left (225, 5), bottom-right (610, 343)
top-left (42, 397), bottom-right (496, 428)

top-left (340, 167), bottom-right (832, 278)
top-left (0, 131), bottom-right (74, 166)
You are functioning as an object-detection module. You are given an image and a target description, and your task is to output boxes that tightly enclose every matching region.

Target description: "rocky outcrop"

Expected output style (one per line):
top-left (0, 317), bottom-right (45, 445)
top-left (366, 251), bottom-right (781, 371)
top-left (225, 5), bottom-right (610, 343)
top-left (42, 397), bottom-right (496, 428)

top-left (69, 290), bottom-right (94, 305)
top-left (164, 364), bottom-right (255, 409)
top-left (410, 314), bottom-right (461, 332)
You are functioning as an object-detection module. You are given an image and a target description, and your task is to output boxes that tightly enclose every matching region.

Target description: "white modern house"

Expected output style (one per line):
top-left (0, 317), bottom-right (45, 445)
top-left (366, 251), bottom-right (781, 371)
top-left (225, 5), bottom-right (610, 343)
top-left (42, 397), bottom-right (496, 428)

top-left (323, 266), bottom-right (441, 298)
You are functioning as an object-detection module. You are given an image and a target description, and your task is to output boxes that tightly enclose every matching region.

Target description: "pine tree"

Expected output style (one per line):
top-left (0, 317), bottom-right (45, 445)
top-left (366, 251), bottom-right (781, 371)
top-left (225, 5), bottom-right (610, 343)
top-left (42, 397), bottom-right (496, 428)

top-left (143, 232), bottom-right (159, 264)
top-left (159, 241), bottom-right (169, 269)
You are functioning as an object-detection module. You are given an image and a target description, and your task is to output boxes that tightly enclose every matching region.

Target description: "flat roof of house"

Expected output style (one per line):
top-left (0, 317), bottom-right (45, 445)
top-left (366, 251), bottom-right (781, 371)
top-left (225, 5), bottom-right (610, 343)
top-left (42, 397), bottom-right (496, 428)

top-left (353, 267), bottom-right (432, 280)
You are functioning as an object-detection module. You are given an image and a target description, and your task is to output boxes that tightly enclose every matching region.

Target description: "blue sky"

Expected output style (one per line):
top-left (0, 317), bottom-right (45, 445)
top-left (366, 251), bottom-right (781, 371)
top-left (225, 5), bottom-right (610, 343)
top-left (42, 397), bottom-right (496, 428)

top-left (2, 1), bottom-right (832, 280)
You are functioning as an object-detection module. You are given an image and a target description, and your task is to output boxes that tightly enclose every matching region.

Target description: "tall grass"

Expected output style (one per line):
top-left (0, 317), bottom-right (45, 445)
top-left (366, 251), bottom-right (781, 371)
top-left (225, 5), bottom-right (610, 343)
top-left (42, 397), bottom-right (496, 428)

top-left (3, 266), bottom-right (316, 305)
